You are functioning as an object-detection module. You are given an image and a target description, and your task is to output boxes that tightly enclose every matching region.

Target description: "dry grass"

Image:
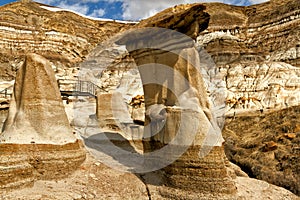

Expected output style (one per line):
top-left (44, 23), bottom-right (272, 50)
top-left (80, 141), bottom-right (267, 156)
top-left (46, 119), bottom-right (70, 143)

top-left (223, 106), bottom-right (300, 196)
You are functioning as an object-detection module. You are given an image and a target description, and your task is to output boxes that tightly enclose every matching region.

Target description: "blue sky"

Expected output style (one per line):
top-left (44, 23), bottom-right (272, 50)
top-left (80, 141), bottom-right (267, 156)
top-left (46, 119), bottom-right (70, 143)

top-left (0, 0), bottom-right (269, 21)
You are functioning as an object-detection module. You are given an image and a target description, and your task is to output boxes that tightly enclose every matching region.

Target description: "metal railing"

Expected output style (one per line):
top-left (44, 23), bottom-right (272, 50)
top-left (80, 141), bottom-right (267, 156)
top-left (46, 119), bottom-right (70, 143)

top-left (0, 79), bottom-right (103, 99)
top-left (0, 85), bottom-right (13, 99)
top-left (58, 79), bottom-right (103, 97)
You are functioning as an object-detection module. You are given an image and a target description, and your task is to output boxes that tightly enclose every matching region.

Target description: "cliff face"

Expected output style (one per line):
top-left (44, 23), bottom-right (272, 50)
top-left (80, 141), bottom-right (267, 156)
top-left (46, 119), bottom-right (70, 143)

top-left (199, 0), bottom-right (300, 112)
top-left (201, 0), bottom-right (300, 66)
top-left (198, 0), bottom-right (300, 195)
top-left (0, 1), bottom-right (133, 80)
top-left (81, 0), bottom-right (300, 117)
top-left (0, 1), bottom-right (299, 199)
top-left (78, 2), bottom-right (298, 199)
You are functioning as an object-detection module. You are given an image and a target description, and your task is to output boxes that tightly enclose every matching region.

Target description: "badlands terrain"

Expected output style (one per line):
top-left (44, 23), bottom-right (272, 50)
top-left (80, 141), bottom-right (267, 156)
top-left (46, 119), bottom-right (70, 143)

top-left (0, 0), bottom-right (299, 199)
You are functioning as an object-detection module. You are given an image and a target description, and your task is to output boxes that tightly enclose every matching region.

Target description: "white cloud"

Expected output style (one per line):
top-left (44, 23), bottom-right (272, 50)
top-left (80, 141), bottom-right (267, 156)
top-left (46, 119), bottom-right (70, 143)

top-left (121, 0), bottom-right (217, 20)
top-left (121, 0), bottom-right (270, 20)
top-left (249, 0), bottom-right (269, 4)
top-left (35, 0), bottom-right (270, 21)
top-left (57, 1), bottom-right (90, 15)
top-left (35, 0), bottom-right (58, 4)
top-left (81, 0), bottom-right (103, 3)
top-left (90, 8), bottom-right (106, 17)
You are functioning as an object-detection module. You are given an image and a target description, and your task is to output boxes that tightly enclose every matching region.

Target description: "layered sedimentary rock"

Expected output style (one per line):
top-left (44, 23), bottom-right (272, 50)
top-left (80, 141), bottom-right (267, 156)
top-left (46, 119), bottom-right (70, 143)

top-left (82, 3), bottom-right (299, 199)
top-left (115, 5), bottom-right (237, 199)
top-left (197, 0), bottom-right (300, 111)
top-left (0, 53), bottom-right (85, 189)
top-left (0, 1), bottom-right (133, 81)
top-left (96, 92), bottom-right (133, 129)
top-left (0, 0), bottom-right (298, 198)
top-left (1, 53), bottom-right (76, 144)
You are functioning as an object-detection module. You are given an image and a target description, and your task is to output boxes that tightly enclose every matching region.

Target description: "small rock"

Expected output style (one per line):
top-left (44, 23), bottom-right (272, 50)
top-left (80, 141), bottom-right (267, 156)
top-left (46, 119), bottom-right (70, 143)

top-left (263, 141), bottom-right (278, 152)
top-left (71, 193), bottom-right (82, 200)
top-left (89, 173), bottom-right (96, 178)
top-left (283, 133), bottom-right (296, 139)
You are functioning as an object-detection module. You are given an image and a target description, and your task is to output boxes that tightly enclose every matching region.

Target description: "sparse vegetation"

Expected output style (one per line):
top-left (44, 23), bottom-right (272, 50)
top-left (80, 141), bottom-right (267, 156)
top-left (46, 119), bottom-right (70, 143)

top-left (223, 106), bottom-right (300, 196)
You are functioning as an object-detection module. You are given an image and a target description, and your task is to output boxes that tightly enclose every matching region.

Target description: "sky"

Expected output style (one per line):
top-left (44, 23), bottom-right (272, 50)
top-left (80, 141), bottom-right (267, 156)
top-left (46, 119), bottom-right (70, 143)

top-left (0, 0), bottom-right (269, 21)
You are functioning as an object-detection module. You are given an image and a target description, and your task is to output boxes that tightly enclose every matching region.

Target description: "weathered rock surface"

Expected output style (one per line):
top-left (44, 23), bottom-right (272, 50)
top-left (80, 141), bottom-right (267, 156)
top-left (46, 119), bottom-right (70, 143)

top-left (96, 92), bottom-right (133, 129)
top-left (0, 53), bottom-right (86, 190)
top-left (112, 4), bottom-right (236, 199)
top-left (0, 0), bottom-right (298, 199)
top-left (77, 2), bottom-right (299, 199)
top-left (0, 152), bottom-right (298, 200)
top-left (0, 1), bottom-right (133, 82)
top-left (0, 153), bottom-right (150, 200)
top-left (1, 53), bottom-right (75, 144)
top-left (197, 0), bottom-right (300, 112)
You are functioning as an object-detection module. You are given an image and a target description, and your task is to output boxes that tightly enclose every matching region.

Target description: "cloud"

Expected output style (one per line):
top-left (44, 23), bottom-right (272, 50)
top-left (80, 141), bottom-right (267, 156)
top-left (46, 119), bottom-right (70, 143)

top-left (35, 0), bottom-right (270, 20)
top-left (121, 0), bottom-right (270, 20)
top-left (35, 0), bottom-right (58, 4)
top-left (249, 0), bottom-right (269, 4)
top-left (57, 1), bottom-right (90, 15)
top-left (90, 8), bottom-right (106, 17)
top-left (121, 0), bottom-right (215, 20)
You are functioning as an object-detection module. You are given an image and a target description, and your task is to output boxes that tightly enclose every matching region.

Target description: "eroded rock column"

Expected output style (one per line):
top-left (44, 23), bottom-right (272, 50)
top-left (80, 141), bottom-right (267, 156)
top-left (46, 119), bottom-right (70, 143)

top-left (0, 53), bottom-right (86, 189)
top-left (134, 46), bottom-right (236, 197)
top-left (117, 4), bottom-right (237, 197)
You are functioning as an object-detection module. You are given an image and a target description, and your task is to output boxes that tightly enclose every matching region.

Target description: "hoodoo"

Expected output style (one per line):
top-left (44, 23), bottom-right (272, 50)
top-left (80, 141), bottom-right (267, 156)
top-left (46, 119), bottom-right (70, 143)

top-left (0, 53), bottom-right (85, 190)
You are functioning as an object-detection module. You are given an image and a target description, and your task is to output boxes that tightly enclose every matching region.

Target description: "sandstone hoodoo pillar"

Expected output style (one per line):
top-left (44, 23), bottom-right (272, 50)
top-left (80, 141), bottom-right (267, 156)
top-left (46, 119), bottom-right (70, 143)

top-left (96, 92), bottom-right (133, 129)
top-left (0, 53), bottom-right (86, 190)
top-left (117, 4), bottom-right (237, 198)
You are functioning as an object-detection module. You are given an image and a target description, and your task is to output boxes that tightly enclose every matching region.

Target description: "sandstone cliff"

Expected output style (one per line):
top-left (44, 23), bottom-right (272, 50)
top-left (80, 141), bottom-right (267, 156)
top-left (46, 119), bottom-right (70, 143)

top-left (198, 0), bottom-right (300, 112)
top-left (0, 1), bottom-right (133, 81)
top-left (78, 2), bottom-right (299, 199)
top-left (0, 1), bottom-right (299, 199)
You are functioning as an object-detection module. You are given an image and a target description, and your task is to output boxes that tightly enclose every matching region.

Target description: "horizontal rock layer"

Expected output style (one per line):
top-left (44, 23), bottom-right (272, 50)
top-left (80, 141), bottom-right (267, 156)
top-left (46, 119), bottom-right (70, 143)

top-left (196, 0), bottom-right (300, 112)
top-left (0, 140), bottom-right (86, 189)
top-left (0, 1), bottom-right (133, 80)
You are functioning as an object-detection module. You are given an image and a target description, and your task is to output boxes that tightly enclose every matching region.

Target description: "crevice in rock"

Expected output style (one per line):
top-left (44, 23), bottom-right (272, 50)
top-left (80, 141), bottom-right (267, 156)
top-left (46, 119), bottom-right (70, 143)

top-left (138, 174), bottom-right (152, 200)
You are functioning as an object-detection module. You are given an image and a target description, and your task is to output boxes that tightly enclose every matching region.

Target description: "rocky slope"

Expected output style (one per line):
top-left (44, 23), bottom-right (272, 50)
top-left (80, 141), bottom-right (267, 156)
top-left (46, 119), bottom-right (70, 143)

top-left (77, 2), bottom-right (299, 199)
top-left (0, 1), bottom-right (133, 81)
top-left (198, 0), bottom-right (300, 112)
top-left (223, 105), bottom-right (300, 196)
top-left (81, 0), bottom-right (300, 122)
top-left (1, 152), bottom-right (298, 200)
top-left (197, 0), bottom-right (300, 196)
top-left (0, 1), bottom-right (299, 199)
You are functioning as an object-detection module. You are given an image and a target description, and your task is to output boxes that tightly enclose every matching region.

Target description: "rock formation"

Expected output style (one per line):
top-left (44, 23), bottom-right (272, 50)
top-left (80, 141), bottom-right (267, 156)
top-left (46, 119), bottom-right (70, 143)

top-left (81, 2), bottom-right (299, 199)
top-left (96, 92), bottom-right (133, 129)
top-left (0, 1), bottom-right (298, 199)
top-left (198, 0), bottom-right (300, 112)
top-left (1, 53), bottom-right (76, 144)
top-left (196, 1), bottom-right (300, 195)
top-left (0, 1), bottom-right (133, 82)
top-left (114, 5), bottom-right (237, 199)
top-left (0, 53), bottom-right (85, 190)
